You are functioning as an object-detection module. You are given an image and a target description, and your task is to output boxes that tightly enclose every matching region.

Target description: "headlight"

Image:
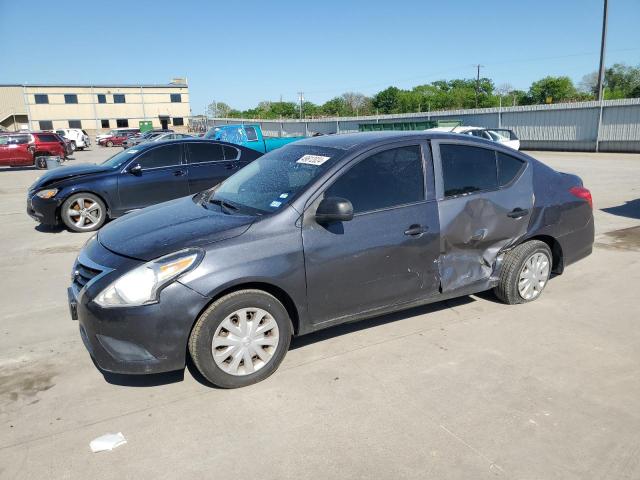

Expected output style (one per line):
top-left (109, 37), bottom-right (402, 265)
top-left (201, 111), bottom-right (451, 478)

top-left (94, 249), bottom-right (203, 308)
top-left (36, 188), bottom-right (58, 199)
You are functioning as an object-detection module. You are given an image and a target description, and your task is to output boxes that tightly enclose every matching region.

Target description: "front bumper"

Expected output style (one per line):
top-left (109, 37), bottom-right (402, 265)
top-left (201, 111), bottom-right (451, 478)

top-left (71, 241), bottom-right (210, 374)
top-left (27, 192), bottom-right (60, 225)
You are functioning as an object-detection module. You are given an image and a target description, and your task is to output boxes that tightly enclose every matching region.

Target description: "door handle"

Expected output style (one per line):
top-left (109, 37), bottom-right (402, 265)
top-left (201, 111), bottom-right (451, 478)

top-left (507, 208), bottom-right (529, 218)
top-left (173, 170), bottom-right (186, 176)
top-left (404, 224), bottom-right (427, 236)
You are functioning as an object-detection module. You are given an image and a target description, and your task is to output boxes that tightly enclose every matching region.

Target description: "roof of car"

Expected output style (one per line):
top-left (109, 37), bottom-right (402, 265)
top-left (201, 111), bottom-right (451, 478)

top-left (127, 138), bottom-right (252, 152)
top-left (293, 130), bottom-right (494, 150)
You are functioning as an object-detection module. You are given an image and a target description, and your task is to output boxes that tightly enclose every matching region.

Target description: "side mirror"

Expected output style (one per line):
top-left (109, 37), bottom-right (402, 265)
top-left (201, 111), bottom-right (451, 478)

top-left (129, 163), bottom-right (142, 175)
top-left (315, 197), bottom-right (354, 224)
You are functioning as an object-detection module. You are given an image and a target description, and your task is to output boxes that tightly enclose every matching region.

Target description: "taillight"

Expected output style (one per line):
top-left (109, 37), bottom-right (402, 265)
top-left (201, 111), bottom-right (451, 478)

top-left (569, 186), bottom-right (593, 209)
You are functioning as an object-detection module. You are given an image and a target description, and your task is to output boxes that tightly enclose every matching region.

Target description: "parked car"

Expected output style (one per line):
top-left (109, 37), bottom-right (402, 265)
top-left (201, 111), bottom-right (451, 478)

top-left (0, 133), bottom-right (35, 167)
top-left (56, 128), bottom-right (91, 150)
top-left (205, 124), bottom-right (304, 153)
top-left (147, 132), bottom-right (192, 143)
top-left (30, 131), bottom-right (68, 164)
top-left (429, 126), bottom-right (520, 150)
top-left (67, 131), bottom-right (594, 388)
top-left (98, 130), bottom-right (139, 147)
top-left (27, 139), bottom-right (262, 231)
top-left (122, 130), bottom-right (174, 149)
top-left (96, 128), bottom-right (139, 145)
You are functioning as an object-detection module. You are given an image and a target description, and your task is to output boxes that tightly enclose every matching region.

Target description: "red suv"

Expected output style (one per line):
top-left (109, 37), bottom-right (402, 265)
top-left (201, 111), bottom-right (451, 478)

top-left (98, 129), bottom-right (139, 147)
top-left (0, 133), bottom-right (35, 167)
top-left (0, 132), bottom-right (67, 168)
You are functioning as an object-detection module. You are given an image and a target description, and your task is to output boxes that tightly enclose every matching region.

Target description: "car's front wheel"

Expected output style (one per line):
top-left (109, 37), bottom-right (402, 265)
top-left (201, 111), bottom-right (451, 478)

top-left (189, 290), bottom-right (292, 388)
top-left (106, 140), bottom-right (113, 147)
top-left (60, 193), bottom-right (107, 232)
top-left (494, 240), bottom-right (552, 304)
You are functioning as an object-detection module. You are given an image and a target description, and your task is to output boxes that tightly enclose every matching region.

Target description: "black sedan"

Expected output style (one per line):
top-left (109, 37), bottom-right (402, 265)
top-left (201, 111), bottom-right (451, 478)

top-left (69, 131), bottom-right (594, 388)
top-left (27, 139), bottom-right (262, 231)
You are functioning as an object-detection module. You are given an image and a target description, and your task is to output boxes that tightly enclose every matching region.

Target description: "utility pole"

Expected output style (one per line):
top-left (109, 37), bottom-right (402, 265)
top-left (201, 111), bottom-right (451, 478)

top-left (474, 64), bottom-right (484, 108)
top-left (596, 0), bottom-right (608, 101)
top-left (298, 91), bottom-right (304, 120)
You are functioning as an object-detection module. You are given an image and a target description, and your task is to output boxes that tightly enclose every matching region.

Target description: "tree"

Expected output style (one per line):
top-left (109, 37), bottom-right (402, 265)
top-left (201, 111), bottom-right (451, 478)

top-left (528, 76), bottom-right (578, 104)
top-left (207, 101), bottom-right (231, 117)
top-left (372, 87), bottom-right (401, 114)
top-left (321, 97), bottom-right (349, 116)
top-left (341, 92), bottom-right (369, 115)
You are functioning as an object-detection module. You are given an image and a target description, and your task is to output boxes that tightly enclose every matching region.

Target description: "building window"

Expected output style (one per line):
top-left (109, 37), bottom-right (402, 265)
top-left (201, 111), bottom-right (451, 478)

top-left (172, 117), bottom-right (184, 126)
top-left (34, 94), bottom-right (49, 104)
top-left (97, 94), bottom-right (107, 104)
top-left (101, 119), bottom-right (110, 128)
top-left (64, 94), bottom-right (78, 104)
top-left (116, 119), bottom-right (129, 128)
top-left (170, 93), bottom-right (182, 103)
top-left (68, 120), bottom-right (82, 129)
top-left (39, 120), bottom-right (53, 130)
top-left (113, 94), bottom-right (126, 104)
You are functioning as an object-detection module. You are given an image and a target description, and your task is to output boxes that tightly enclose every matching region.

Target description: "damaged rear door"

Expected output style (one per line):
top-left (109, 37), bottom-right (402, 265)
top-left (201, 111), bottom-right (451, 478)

top-left (431, 141), bottom-right (533, 292)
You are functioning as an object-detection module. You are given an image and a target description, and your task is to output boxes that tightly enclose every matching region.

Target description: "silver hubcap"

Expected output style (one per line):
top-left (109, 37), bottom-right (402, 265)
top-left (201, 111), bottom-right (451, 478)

top-left (518, 252), bottom-right (550, 300)
top-left (212, 308), bottom-right (280, 376)
top-left (67, 197), bottom-right (102, 229)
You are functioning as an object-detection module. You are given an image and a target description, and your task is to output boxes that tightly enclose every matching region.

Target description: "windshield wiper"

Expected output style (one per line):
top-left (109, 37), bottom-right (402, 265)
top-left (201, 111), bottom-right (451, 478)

top-left (209, 198), bottom-right (239, 214)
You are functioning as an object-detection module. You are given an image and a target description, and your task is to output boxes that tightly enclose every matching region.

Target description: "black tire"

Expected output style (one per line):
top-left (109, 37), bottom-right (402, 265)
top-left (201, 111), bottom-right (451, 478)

top-left (494, 240), bottom-right (552, 305)
top-left (78, 146), bottom-right (84, 151)
top-left (60, 193), bottom-right (107, 232)
top-left (70, 141), bottom-right (77, 151)
top-left (34, 155), bottom-right (47, 169)
top-left (189, 290), bottom-right (292, 388)
top-left (106, 140), bottom-right (113, 147)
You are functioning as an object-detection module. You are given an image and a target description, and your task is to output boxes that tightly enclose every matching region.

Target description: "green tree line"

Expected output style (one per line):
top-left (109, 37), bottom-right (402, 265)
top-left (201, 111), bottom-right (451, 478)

top-left (208, 63), bottom-right (640, 119)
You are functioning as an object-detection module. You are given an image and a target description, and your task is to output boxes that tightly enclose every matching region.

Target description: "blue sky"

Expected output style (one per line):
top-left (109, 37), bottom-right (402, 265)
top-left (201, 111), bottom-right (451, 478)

top-left (1, 0), bottom-right (639, 113)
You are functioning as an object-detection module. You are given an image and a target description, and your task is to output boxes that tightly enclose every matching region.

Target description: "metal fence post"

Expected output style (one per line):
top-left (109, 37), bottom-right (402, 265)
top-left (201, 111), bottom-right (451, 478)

top-left (305, 122), bottom-right (308, 136)
top-left (595, 99), bottom-right (604, 153)
top-left (336, 120), bottom-right (340, 134)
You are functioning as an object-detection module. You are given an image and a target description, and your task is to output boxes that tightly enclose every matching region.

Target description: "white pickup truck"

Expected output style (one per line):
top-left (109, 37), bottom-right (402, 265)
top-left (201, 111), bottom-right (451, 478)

top-left (56, 128), bottom-right (91, 150)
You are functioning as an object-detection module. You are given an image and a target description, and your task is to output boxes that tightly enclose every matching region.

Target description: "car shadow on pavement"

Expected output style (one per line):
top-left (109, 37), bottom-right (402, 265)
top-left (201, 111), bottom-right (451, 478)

top-left (289, 295), bottom-right (477, 351)
top-left (602, 199), bottom-right (640, 220)
top-left (34, 224), bottom-right (66, 233)
top-left (0, 166), bottom-right (38, 172)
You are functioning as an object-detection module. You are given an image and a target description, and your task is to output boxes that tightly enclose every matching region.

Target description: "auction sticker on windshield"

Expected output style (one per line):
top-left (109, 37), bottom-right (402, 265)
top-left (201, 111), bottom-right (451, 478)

top-left (297, 155), bottom-right (331, 166)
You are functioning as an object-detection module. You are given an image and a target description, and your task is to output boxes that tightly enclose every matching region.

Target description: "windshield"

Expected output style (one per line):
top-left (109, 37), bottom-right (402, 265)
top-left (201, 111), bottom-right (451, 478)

top-left (100, 148), bottom-right (141, 169)
top-left (204, 126), bottom-right (246, 144)
top-left (209, 145), bottom-right (342, 215)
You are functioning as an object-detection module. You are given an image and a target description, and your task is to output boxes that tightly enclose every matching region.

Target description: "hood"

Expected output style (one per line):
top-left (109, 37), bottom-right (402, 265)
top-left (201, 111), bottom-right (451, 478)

top-left (30, 163), bottom-right (111, 190)
top-left (98, 196), bottom-right (254, 261)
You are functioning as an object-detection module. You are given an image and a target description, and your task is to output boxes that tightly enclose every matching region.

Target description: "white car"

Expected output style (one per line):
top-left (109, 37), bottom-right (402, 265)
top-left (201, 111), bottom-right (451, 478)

top-left (428, 126), bottom-right (520, 150)
top-left (56, 128), bottom-right (91, 150)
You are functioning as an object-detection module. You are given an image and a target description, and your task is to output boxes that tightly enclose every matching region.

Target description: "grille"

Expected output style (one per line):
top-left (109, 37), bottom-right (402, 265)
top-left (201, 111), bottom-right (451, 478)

top-left (73, 261), bottom-right (102, 290)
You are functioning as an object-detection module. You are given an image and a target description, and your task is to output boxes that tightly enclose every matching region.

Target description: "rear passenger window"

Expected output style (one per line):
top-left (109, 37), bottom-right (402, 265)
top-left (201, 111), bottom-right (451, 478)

top-left (497, 152), bottom-right (525, 186)
top-left (440, 144), bottom-right (497, 197)
top-left (36, 134), bottom-right (59, 143)
top-left (137, 144), bottom-right (182, 169)
top-left (223, 145), bottom-right (239, 160)
top-left (244, 127), bottom-right (258, 141)
top-left (325, 145), bottom-right (424, 214)
top-left (187, 143), bottom-right (224, 163)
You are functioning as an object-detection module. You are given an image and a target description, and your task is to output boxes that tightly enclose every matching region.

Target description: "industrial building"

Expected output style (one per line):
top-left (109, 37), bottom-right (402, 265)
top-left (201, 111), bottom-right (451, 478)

top-left (0, 79), bottom-right (190, 135)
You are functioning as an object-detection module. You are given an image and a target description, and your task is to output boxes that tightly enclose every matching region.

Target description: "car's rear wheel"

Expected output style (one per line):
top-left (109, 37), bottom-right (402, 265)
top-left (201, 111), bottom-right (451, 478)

top-left (106, 140), bottom-right (113, 147)
top-left (60, 193), bottom-right (107, 232)
top-left (494, 240), bottom-right (552, 304)
top-left (189, 290), bottom-right (292, 388)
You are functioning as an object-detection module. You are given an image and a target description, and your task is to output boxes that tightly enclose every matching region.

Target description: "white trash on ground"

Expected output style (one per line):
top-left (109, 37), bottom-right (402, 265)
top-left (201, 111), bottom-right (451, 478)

top-left (89, 432), bottom-right (127, 453)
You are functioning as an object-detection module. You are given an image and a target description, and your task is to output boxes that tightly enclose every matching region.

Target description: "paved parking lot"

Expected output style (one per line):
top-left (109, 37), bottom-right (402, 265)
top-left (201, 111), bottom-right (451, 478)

top-left (0, 146), bottom-right (639, 479)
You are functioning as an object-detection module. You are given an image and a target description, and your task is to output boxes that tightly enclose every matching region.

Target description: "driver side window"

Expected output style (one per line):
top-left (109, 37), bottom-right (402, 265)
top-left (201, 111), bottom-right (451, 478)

top-left (325, 145), bottom-right (425, 214)
top-left (136, 144), bottom-right (182, 169)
